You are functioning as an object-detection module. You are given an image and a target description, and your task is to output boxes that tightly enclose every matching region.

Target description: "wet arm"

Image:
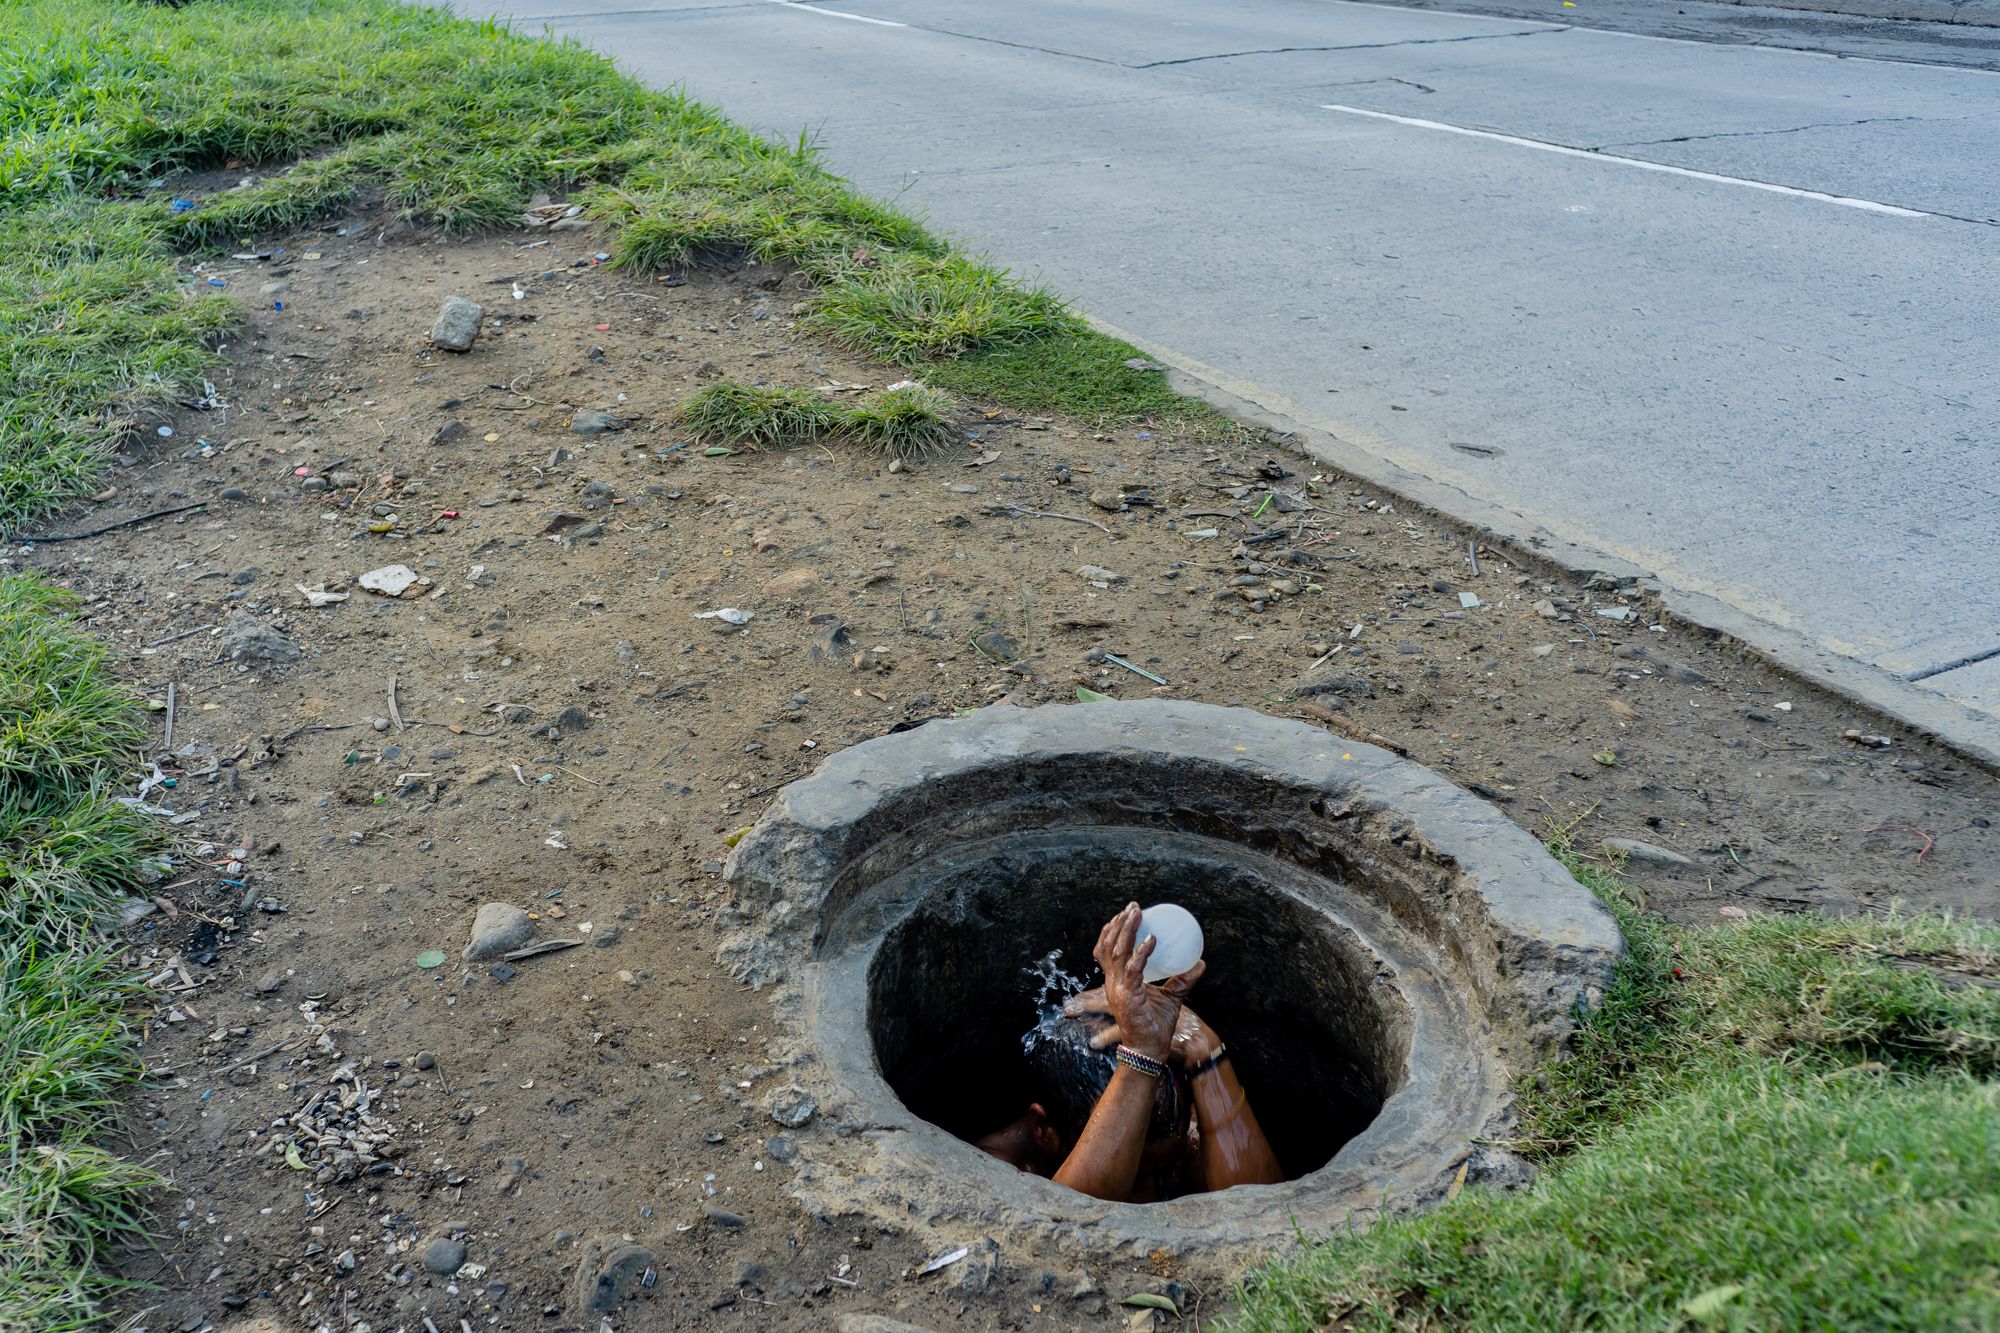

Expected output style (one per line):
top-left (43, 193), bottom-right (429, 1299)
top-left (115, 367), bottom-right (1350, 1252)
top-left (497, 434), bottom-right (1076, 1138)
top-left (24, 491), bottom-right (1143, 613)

top-left (1051, 1066), bottom-right (1157, 1201)
top-left (1190, 1056), bottom-right (1283, 1189)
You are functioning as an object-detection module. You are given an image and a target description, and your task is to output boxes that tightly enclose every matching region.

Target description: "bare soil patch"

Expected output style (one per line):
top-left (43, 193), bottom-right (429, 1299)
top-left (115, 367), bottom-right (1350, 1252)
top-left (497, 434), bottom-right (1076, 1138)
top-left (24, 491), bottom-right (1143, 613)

top-left (26, 222), bottom-right (1992, 1333)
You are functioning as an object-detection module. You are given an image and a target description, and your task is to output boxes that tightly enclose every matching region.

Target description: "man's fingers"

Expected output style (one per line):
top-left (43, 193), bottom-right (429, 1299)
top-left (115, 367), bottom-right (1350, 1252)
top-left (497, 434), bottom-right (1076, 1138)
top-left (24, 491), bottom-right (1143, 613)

top-left (1126, 932), bottom-right (1156, 987)
top-left (1062, 988), bottom-right (1111, 1017)
top-left (1160, 959), bottom-right (1207, 1000)
top-left (1087, 1024), bottom-right (1124, 1052)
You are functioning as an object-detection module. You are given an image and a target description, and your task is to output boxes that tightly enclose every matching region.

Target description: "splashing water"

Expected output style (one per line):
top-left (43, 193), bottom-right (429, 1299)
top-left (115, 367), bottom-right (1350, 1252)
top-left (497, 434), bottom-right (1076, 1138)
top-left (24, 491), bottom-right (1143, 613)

top-left (1020, 949), bottom-right (1087, 1056)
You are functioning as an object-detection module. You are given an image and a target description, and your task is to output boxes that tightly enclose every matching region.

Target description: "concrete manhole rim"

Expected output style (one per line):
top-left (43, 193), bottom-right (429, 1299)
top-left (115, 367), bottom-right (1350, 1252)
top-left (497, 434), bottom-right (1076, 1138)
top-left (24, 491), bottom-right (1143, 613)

top-left (722, 700), bottom-right (1623, 1254)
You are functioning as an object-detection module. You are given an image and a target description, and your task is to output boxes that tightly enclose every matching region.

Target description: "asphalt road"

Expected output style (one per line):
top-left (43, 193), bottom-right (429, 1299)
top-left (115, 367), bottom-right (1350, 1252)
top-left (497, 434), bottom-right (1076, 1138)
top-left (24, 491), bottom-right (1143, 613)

top-left (449, 0), bottom-right (2000, 726)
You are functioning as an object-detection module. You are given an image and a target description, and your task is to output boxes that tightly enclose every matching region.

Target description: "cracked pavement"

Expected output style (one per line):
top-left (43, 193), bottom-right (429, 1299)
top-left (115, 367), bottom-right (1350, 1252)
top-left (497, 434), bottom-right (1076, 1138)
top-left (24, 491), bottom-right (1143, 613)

top-left (436, 0), bottom-right (2000, 737)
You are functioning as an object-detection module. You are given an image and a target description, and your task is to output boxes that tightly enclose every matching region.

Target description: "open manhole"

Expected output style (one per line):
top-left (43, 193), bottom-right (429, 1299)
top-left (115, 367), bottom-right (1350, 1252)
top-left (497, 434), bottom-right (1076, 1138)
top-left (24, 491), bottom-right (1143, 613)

top-left (722, 701), bottom-right (1621, 1253)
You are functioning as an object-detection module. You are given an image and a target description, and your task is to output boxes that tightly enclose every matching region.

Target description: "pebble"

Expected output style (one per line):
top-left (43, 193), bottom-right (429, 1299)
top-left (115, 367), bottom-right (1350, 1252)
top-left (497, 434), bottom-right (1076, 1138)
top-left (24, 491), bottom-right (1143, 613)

top-left (575, 1240), bottom-right (655, 1312)
top-left (569, 410), bottom-right (626, 434)
top-left (415, 1051), bottom-right (436, 1070)
top-left (701, 1202), bottom-right (744, 1229)
top-left (1603, 837), bottom-right (1699, 868)
top-left (464, 902), bottom-right (535, 961)
top-left (218, 612), bottom-right (300, 664)
top-left (767, 1085), bottom-right (816, 1128)
top-left (1076, 564), bottom-right (1125, 584)
top-left (592, 924), bottom-right (622, 948)
top-left (421, 1237), bottom-right (466, 1274)
top-left (764, 1134), bottom-right (798, 1162)
top-left (220, 486), bottom-right (248, 501)
top-left (430, 295), bottom-right (484, 352)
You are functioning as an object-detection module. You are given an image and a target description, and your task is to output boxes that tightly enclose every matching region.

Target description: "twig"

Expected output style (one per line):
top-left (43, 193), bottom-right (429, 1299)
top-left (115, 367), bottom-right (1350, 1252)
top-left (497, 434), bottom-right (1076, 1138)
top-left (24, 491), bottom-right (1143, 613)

top-left (981, 502), bottom-right (1113, 535)
top-left (162, 682), bottom-right (177, 753)
top-left (1102, 653), bottom-right (1166, 685)
top-left (8, 501), bottom-right (207, 543)
top-left (1467, 539), bottom-right (1481, 578)
top-left (147, 623), bottom-right (215, 648)
top-left (1864, 823), bottom-right (1934, 864)
top-left (387, 676), bottom-right (404, 732)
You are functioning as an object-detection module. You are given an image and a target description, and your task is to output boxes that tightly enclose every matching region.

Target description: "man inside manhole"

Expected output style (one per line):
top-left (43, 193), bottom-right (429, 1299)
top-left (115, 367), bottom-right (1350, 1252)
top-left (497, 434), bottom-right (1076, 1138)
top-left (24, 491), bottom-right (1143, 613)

top-left (974, 903), bottom-right (1284, 1202)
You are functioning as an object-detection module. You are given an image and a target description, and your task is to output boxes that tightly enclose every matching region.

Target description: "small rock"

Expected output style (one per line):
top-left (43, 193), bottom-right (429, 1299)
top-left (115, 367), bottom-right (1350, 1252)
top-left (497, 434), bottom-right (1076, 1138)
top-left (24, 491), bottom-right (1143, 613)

top-left (422, 1237), bottom-right (467, 1275)
top-left (1603, 837), bottom-right (1699, 868)
top-left (464, 902), bottom-right (535, 961)
top-left (1088, 490), bottom-right (1127, 512)
top-left (569, 410), bottom-right (626, 435)
top-left (1076, 565), bottom-right (1125, 584)
top-left (767, 1085), bottom-right (816, 1128)
top-left (430, 296), bottom-right (484, 352)
top-left (733, 1260), bottom-right (766, 1287)
top-left (592, 924), bottom-right (622, 948)
top-left (493, 1156), bottom-right (526, 1192)
top-left (973, 629), bottom-right (1019, 663)
top-left (762, 568), bottom-right (821, 600)
top-left (1295, 663), bottom-right (1375, 699)
top-left (415, 1051), bottom-right (436, 1070)
top-left (1123, 357), bottom-right (1167, 372)
top-left (837, 1317), bottom-right (940, 1333)
top-left (1069, 1272), bottom-right (1099, 1299)
top-left (808, 622), bottom-right (858, 666)
top-left (220, 486), bottom-right (248, 501)
top-left (764, 1134), bottom-right (798, 1162)
top-left (956, 1236), bottom-right (1000, 1294)
top-left (301, 476), bottom-right (331, 493)
top-left (574, 1240), bottom-right (655, 1312)
top-left (218, 612), bottom-right (300, 664)
top-left (702, 1202), bottom-right (744, 1229)
top-left (430, 420), bottom-right (470, 447)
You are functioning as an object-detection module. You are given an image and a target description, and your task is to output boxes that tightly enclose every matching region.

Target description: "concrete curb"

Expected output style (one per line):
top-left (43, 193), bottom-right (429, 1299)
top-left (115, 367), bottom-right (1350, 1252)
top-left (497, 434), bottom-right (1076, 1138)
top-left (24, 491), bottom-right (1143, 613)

top-left (1087, 315), bottom-right (2000, 775)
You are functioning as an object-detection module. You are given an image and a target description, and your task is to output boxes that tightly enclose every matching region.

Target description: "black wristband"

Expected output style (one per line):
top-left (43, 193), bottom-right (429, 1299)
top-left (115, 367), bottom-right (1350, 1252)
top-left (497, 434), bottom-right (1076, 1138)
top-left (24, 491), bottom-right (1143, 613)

top-left (1186, 1047), bottom-right (1229, 1078)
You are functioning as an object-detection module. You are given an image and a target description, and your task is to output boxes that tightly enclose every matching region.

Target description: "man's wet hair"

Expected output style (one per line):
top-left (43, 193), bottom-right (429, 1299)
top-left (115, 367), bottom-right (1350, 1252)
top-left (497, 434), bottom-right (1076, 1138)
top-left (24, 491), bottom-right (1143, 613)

top-left (1023, 1010), bottom-right (1185, 1142)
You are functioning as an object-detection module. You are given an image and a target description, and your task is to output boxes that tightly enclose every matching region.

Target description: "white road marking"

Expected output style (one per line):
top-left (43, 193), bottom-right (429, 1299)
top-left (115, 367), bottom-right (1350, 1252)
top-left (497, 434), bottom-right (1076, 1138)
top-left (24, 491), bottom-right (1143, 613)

top-left (1319, 104), bottom-right (1934, 218)
top-left (766, 0), bottom-right (904, 26)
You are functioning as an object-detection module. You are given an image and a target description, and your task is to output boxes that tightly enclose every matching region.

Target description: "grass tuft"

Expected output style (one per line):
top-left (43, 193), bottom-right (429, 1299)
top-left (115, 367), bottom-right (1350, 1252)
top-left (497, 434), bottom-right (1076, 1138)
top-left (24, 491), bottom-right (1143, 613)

top-left (807, 253), bottom-right (1071, 364)
top-left (676, 382), bottom-right (843, 448)
top-left (844, 383), bottom-right (958, 460)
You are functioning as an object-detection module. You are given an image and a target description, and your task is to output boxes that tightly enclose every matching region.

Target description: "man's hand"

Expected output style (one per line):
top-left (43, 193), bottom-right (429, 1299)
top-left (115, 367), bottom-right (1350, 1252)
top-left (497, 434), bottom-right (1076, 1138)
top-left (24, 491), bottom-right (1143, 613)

top-left (1086, 903), bottom-right (1205, 1062)
top-left (1066, 990), bottom-right (1219, 1067)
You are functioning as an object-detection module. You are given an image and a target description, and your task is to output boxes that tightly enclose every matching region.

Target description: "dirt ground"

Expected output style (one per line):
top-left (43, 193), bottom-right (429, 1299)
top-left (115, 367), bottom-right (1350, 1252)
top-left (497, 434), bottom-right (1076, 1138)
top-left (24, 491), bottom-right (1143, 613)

top-left (23, 216), bottom-right (1994, 1333)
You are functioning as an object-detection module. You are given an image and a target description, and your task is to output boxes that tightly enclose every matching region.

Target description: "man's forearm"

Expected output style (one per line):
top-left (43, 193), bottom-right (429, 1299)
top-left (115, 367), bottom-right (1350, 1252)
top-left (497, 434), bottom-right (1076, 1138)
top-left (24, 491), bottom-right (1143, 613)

top-left (1052, 1066), bottom-right (1157, 1201)
top-left (1191, 1060), bottom-right (1284, 1188)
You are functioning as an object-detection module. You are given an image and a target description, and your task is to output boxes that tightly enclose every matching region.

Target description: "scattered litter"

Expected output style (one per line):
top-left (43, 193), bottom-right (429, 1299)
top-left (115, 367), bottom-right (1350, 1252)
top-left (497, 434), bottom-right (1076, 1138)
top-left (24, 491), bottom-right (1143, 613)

top-left (358, 564), bottom-right (419, 596)
top-left (1122, 1294), bottom-right (1179, 1312)
top-left (296, 583), bottom-right (349, 607)
top-left (1775, 701), bottom-right (1794, 712)
top-left (1102, 653), bottom-right (1166, 685)
top-left (918, 1247), bottom-right (969, 1276)
top-left (1458, 591), bottom-right (1482, 609)
top-left (695, 608), bottom-right (753, 625)
top-left (1596, 606), bottom-right (1632, 621)
top-left (502, 939), bottom-right (584, 961)
top-left (415, 950), bottom-right (446, 969)
top-left (1077, 686), bottom-right (1113, 703)
top-left (1183, 527), bottom-right (1220, 539)
top-left (1844, 729), bottom-right (1893, 749)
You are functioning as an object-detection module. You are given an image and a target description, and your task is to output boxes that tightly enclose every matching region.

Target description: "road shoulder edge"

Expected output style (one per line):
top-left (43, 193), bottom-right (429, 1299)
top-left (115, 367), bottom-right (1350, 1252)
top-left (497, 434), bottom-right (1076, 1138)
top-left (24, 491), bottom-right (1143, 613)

top-left (1084, 314), bottom-right (2000, 776)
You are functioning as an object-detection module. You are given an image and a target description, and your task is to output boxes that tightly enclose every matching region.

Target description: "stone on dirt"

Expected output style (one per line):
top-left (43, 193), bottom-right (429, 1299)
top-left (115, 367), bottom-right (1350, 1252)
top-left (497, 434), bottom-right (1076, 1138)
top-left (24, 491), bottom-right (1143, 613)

top-left (838, 1317), bottom-right (940, 1333)
top-left (1295, 663), bottom-right (1375, 699)
top-left (574, 1239), bottom-right (655, 1312)
top-left (430, 295), bottom-right (484, 352)
top-left (762, 567), bottom-right (821, 599)
top-left (464, 902), bottom-right (535, 961)
top-left (218, 612), bottom-right (300, 664)
top-left (1604, 837), bottom-right (1700, 868)
top-left (569, 410), bottom-right (626, 434)
top-left (421, 1237), bottom-right (467, 1274)
top-left (767, 1085), bottom-right (816, 1128)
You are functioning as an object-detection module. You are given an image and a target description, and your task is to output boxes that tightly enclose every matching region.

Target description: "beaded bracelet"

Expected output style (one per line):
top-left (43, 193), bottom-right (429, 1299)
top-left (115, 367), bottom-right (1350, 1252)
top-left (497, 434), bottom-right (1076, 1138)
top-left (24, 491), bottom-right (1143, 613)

top-left (1113, 1044), bottom-right (1166, 1079)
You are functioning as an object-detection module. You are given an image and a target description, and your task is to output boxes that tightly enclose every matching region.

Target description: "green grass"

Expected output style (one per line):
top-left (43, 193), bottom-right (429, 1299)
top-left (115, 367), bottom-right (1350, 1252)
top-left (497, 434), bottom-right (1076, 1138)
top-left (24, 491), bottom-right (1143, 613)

top-left (676, 381), bottom-right (844, 448)
top-left (0, 577), bottom-right (160, 1331)
top-left (844, 382), bottom-right (958, 460)
top-left (0, 0), bottom-right (1225, 532)
top-left (679, 379), bottom-right (960, 460)
top-left (1231, 850), bottom-right (2000, 1332)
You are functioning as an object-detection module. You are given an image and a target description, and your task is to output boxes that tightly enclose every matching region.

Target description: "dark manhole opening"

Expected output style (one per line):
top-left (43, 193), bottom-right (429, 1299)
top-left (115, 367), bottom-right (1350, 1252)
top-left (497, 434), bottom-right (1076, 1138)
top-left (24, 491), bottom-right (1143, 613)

top-left (866, 827), bottom-right (1412, 1187)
